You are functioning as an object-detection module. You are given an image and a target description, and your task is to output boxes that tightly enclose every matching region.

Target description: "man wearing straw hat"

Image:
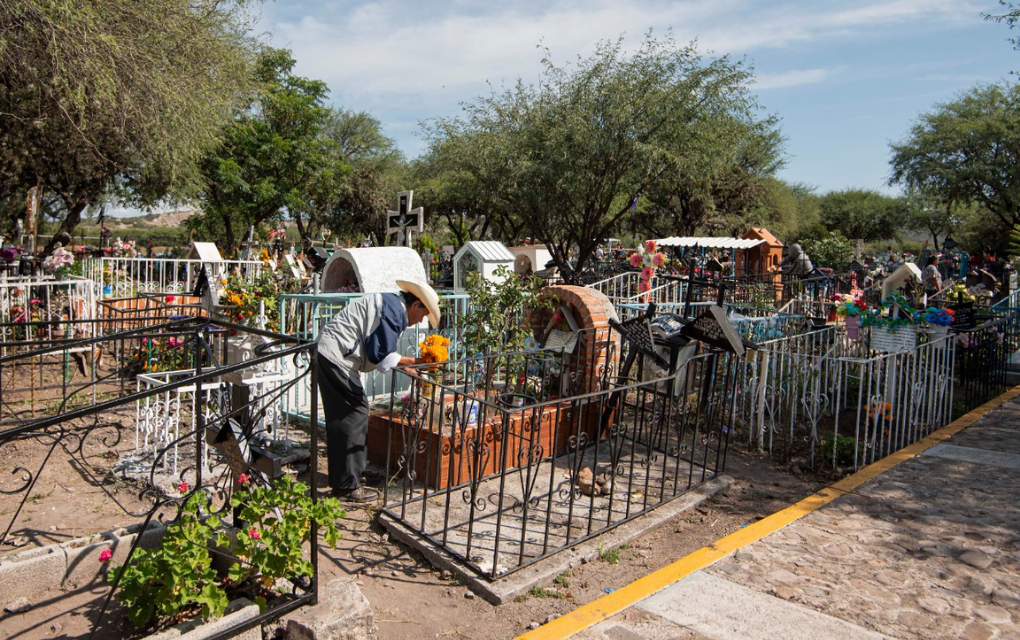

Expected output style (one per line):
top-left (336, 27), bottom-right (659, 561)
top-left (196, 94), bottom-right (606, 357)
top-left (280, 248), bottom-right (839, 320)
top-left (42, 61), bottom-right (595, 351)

top-left (317, 280), bottom-right (442, 502)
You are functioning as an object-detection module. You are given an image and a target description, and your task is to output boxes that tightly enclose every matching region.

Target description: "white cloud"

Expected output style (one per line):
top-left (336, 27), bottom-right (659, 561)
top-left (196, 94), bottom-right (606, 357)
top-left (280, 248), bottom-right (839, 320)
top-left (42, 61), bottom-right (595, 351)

top-left (754, 68), bottom-right (828, 90)
top-left (266, 0), bottom-right (984, 102)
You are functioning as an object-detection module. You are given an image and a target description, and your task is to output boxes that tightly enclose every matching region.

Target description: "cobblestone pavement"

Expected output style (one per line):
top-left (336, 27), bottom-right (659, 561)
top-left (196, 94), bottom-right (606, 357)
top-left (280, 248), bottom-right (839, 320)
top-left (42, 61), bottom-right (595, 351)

top-left (567, 396), bottom-right (1020, 640)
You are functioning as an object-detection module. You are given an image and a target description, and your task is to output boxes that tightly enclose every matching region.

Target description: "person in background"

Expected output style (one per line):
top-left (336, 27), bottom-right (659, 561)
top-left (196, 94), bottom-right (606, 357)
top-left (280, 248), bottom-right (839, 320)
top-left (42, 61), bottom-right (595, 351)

top-left (316, 280), bottom-right (442, 502)
top-left (923, 254), bottom-right (942, 298)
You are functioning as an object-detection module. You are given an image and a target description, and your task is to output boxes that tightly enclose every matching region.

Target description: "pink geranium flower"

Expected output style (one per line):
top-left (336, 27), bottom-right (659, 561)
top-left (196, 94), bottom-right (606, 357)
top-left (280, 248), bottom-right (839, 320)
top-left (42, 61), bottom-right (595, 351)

top-left (238, 473), bottom-right (251, 484)
top-left (99, 549), bottom-right (113, 563)
top-left (178, 481), bottom-right (189, 493)
top-left (248, 528), bottom-right (260, 540)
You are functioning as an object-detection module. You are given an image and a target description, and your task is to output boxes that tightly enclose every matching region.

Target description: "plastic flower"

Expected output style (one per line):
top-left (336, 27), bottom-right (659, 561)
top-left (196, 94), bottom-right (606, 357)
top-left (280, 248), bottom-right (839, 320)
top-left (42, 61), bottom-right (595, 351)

top-left (99, 549), bottom-right (113, 563)
top-left (165, 295), bottom-right (175, 304)
top-left (638, 279), bottom-right (651, 293)
top-left (629, 253), bottom-right (643, 268)
top-left (523, 335), bottom-right (539, 351)
top-left (644, 240), bottom-right (657, 254)
top-left (652, 252), bottom-right (665, 267)
top-left (640, 266), bottom-right (654, 281)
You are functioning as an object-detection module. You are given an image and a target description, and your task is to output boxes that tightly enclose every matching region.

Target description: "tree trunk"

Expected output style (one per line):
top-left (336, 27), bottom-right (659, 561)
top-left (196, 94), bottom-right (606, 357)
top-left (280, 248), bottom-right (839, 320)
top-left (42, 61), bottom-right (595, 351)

top-left (42, 201), bottom-right (87, 256)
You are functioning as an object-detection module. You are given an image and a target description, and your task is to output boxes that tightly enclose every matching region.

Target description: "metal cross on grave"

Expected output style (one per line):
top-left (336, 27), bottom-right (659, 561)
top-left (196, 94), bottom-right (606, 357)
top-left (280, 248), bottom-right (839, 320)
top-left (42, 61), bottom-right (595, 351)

top-left (386, 190), bottom-right (424, 248)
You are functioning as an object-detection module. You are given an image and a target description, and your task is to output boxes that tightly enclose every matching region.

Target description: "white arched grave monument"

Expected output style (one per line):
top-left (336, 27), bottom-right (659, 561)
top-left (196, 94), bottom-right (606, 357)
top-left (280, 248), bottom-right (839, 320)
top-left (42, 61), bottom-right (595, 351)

top-left (321, 247), bottom-right (428, 293)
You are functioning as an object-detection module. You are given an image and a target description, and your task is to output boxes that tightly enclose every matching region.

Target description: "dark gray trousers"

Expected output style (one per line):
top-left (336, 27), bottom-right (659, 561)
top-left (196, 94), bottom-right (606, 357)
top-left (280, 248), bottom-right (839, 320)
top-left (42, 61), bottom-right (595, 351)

top-left (317, 353), bottom-right (368, 490)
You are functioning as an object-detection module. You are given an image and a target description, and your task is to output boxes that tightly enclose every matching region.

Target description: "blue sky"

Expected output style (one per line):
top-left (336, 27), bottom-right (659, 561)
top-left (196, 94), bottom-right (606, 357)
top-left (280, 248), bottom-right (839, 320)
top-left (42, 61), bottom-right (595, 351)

top-left (255, 0), bottom-right (1015, 197)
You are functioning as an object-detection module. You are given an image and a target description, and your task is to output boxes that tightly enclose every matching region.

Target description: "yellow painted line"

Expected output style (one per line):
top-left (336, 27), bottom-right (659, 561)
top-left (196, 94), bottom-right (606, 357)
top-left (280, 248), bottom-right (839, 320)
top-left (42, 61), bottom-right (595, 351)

top-left (516, 386), bottom-right (1020, 640)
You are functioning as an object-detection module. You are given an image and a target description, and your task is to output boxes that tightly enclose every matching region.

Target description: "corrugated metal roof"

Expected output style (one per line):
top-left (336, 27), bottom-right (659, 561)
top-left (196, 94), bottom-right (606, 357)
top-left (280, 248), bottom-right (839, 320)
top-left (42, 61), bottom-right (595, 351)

top-left (457, 241), bottom-right (515, 262)
top-left (653, 237), bottom-right (766, 250)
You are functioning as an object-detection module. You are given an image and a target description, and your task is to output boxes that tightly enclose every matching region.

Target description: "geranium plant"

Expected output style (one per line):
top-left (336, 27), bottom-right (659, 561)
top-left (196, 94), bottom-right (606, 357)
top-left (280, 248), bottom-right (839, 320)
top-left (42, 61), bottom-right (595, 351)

top-left (108, 475), bottom-right (344, 630)
top-left (218, 270), bottom-right (288, 331)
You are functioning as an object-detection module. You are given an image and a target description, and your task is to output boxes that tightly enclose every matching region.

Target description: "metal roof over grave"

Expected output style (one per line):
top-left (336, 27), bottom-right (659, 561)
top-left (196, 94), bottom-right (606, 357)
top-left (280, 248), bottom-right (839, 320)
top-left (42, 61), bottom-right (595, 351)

top-left (653, 236), bottom-right (766, 250)
top-left (453, 241), bottom-right (515, 291)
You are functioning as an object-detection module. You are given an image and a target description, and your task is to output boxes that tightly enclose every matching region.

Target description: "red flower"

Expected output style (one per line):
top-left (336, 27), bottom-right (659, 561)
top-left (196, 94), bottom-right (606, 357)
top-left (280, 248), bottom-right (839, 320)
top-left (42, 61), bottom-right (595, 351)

top-left (178, 481), bottom-right (189, 493)
top-left (238, 473), bottom-right (250, 485)
top-left (99, 549), bottom-right (113, 563)
top-left (248, 528), bottom-right (260, 540)
top-left (165, 295), bottom-right (175, 304)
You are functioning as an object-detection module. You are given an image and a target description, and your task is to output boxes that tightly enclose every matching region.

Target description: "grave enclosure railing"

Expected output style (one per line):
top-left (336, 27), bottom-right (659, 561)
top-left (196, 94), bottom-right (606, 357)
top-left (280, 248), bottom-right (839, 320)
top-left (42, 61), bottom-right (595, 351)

top-left (376, 327), bottom-right (736, 580)
top-left (0, 317), bottom-right (325, 639)
top-left (82, 256), bottom-right (264, 297)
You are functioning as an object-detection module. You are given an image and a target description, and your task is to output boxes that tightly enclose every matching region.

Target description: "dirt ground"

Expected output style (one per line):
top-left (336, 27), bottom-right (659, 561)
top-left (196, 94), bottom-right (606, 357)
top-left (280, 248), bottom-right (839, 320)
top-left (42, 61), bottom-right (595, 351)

top-left (0, 402), bottom-right (828, 640)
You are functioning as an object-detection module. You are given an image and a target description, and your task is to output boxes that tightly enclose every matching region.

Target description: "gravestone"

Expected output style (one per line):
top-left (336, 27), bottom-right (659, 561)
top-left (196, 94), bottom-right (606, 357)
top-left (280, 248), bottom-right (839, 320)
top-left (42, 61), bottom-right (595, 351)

top-left (387, 190), bottom-right (424, 248)
top-left (610, 316), bottom-right (669, 369)
top-left (680, 305), bottom-right (745, 356)
top-left (949, 301), bottom-right (975, 331)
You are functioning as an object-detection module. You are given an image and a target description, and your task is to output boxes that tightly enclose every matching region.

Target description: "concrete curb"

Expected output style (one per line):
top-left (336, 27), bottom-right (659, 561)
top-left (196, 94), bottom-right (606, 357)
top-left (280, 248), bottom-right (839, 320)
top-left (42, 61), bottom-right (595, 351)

top-left (0, 520), bottom-right (165, 601)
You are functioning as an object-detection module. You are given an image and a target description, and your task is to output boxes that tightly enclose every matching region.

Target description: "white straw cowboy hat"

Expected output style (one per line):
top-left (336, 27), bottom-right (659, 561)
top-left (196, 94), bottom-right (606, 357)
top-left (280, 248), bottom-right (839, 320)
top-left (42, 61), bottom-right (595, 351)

top-left (396, 280), bottom-right (442, 328)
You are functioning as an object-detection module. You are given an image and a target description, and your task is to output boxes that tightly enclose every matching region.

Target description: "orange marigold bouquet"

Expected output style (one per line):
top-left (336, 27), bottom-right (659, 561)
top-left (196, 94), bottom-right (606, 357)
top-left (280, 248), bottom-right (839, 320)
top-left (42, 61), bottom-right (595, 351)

top-left (419, 334), bottom-right (450, 364)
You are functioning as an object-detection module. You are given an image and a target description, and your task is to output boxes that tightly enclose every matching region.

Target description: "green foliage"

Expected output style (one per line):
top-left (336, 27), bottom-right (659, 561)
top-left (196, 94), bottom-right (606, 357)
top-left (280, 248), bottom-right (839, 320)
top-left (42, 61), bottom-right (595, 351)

top-left (108, 492), bottom-right (227, 628)
top-left (821, 434), bottom-right (863, 467)
top-left (801, 231), bottom-right (855, 271)
top-left (194, 48), bottom-right (341, 251)
top-left (529, 585), bottom-right (565, 599)
top-left (228, 475), bottom-right (346, 589)
top-left (598, 544), bottom-right (621, 565)
top-left (0, 0), bottom-right (259, 252)
top-left (420, 33), bottom-right (783, 281)
top-left (818, 189), bottom-right (906, 242)
top-left (109, 477), bottom-right (344, 629)
top-left (889, 82), bottom-right (1020, 242)
top-left (460, 266), bottom-right (552, 358)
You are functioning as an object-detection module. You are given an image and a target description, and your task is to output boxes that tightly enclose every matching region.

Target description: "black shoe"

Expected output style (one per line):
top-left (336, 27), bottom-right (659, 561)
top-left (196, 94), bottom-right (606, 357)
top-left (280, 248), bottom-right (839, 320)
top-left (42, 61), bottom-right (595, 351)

top-left (330, 487), bottom-right (379, 503)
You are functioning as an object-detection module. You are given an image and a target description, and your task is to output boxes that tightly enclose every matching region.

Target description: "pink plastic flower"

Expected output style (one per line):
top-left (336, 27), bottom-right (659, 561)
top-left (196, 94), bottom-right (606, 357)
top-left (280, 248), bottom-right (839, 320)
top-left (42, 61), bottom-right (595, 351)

top-left (638, 280), bottom-right (651, 293)
top-left (629, 253), bottom-right (643, 268)
top-left (178, 481), bottom-right (189, 493)
top-left (644, 240), bottom-right (657, 254)
top-left (238, 473), bottom-right (250, 485)
top-left (641, 267), bottom-right (654, 281)
top-left (248, 528), bottom-right (260, 540)
top-left (652, 253), bottom-right (665, 267)
top-left (99, 549), bottom-right (113, 563)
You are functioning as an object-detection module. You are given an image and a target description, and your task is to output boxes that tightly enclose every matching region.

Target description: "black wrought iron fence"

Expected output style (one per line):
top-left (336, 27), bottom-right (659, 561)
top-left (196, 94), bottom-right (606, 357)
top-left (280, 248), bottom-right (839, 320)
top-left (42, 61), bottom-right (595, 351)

top-left (376, 327), bottom-right (736, 580)
top-left (0, 318), bottom-right (325, 639)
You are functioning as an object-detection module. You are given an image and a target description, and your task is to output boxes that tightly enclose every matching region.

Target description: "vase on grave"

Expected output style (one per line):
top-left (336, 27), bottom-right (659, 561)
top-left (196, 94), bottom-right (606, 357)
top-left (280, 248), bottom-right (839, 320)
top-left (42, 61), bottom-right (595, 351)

top-left (844, 315), bottom-right (860, 340)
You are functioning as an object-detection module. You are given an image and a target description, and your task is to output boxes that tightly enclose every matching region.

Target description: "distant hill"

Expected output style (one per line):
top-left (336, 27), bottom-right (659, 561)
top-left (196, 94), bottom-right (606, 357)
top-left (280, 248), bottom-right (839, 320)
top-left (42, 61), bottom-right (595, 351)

top-left (107, 209), bottom-right (199, 229)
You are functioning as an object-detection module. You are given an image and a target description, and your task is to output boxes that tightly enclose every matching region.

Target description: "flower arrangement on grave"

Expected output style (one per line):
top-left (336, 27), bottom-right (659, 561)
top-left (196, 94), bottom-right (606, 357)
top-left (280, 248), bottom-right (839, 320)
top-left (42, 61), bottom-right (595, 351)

top-left (105, 237), bottom-right (138, 258)
top-left (860, 293), bottom-right (954, 331)
top-left (419, 333), bottom-right (450, 365)
top-left (42, 246), bottom-right (75, 276)
top-left (132, 333), bottom-right (191, 373)
top-left (218, 270), bottom-right (287, 331)
top-left (945, 283), bottom-right (976, 303)
top-left (267, 227), bottom-right (287, 241)
top-left (831, 288), bottom-right (867, 318)
top-left (628, 240), bottom-right (667, 293)
top-left (106, 474), bottom-right (344, 629)
top-left (0, 246), bottom-right (21, 265)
